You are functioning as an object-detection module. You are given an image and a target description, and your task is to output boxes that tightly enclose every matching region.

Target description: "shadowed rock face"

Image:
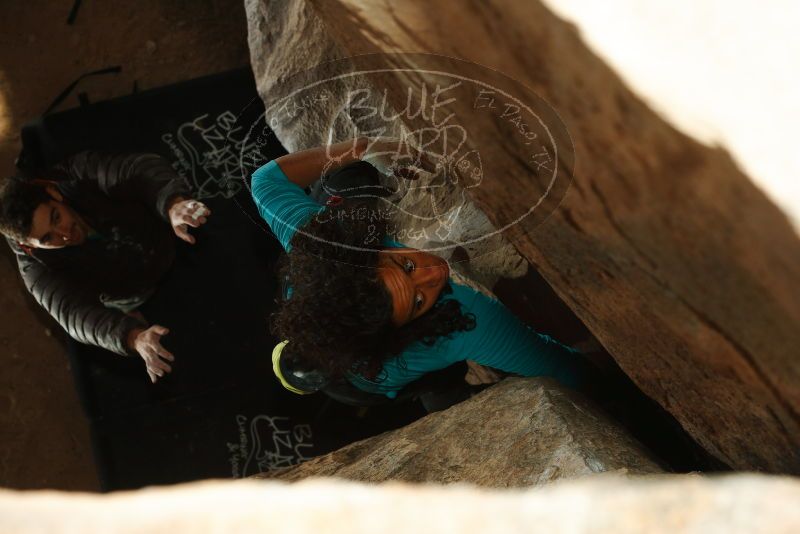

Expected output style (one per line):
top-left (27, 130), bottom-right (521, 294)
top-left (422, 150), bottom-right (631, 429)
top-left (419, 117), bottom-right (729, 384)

top-left (246, 0), bottom-right (800, 472)
top-left (258, 378), bottom-right (664, 485)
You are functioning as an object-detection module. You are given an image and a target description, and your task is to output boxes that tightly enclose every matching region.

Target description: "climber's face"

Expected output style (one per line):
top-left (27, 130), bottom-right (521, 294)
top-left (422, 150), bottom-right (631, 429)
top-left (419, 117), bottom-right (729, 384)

top-left (377, 247), bottom-right (450, 326)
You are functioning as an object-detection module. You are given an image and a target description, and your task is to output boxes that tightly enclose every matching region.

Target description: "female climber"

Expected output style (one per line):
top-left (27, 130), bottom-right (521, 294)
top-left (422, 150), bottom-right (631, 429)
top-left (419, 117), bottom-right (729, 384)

top-left (251, 137), bottom-right (592, 399)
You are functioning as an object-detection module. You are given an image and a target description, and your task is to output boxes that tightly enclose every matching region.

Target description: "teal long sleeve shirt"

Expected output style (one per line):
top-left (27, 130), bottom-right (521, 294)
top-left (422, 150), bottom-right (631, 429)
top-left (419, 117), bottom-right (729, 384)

top-left (252, 160), bottom-right (590, 398)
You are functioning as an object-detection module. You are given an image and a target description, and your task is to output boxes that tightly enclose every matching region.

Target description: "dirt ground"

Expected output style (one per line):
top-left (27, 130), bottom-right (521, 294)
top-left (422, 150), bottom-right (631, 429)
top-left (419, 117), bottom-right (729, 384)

top-left (0, 0), bottom-right (251, 490)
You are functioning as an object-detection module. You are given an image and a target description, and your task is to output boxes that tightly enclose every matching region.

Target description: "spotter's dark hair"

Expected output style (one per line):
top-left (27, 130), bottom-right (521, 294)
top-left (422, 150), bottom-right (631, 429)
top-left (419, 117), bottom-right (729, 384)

top-left (0, 177), bottom-right (52, 241)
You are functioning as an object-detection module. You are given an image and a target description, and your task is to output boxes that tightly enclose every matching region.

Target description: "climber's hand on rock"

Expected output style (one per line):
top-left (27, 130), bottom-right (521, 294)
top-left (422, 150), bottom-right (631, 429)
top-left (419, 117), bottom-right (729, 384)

top-left (363, 136), bottom-right (436, 179)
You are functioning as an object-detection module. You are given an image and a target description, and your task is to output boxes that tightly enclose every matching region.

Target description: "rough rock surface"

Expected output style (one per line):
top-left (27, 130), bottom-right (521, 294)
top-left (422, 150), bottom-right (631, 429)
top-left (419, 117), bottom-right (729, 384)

top-left (1, 474), bottom-right (799, 533)
top-left (244, 0), bottom-right (528, 288)
top-left (257, 378), bottom-right (664, 485)
top-left (245, 0), bottom-right (800, 472)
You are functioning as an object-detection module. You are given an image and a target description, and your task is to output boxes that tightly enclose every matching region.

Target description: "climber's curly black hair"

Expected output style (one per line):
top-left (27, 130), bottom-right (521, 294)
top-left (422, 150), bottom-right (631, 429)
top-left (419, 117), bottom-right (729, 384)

top-left (271, 198), bottom-right (476, 381)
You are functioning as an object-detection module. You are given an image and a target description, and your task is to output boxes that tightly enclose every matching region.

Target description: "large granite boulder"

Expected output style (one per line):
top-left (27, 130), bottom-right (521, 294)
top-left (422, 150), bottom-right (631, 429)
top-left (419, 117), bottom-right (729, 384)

top-left (1, 474), bottom-right (799, 533)
top-left (244, 0), bottom-right (529, 288)
top-left (257, 378), bottom-right (664, 485)
top-left (245, 0), bottom-right (800, 473)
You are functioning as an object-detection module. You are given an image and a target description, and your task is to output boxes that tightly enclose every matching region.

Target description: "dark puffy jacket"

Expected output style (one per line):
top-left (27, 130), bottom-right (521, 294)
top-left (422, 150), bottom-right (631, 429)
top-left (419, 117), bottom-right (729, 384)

top-left (8, 152), bottom-right (190, 356)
